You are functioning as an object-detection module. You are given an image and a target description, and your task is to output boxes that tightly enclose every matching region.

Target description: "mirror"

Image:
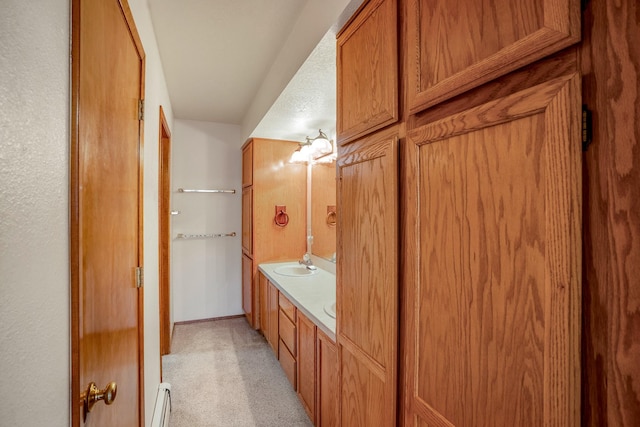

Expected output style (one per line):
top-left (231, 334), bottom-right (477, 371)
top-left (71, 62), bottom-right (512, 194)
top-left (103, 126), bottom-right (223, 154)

top-left (310, 161), bottom-right (336, 262)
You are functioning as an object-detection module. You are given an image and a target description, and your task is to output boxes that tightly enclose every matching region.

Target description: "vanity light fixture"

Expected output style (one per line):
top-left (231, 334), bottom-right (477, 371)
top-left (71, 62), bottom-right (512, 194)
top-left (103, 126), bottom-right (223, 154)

top-left (289, 129), bottom-right (335, 164)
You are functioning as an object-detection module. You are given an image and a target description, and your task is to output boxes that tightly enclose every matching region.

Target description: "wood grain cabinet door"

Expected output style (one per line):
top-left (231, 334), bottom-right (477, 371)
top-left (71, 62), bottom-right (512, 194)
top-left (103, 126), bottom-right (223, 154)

top-left (241, 254), bottom-right (253, 326)
top-left (337, 0), bottom-right (398, 145)
top-left (402, 74), bottom-right (582, 426)
top-left (316, 330), bottom-right (338, 427)
top-left (297, 311), bottom-right (317, 422)
top-left (337, 128), bottom-right (399, 426)
top-left (268, 281), bottom-right (279, 355)
top-left (242, 142), bottom-right (253, 188)
top-left (405, 0), bottom-right (581, 114)
top-left (242, 186), bottom-right (252, 255)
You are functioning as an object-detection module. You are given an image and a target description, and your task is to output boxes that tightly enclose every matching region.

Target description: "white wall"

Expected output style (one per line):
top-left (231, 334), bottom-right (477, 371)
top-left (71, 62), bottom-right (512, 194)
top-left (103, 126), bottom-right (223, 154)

top-left (0, 1), bottom-right (173, 425)
top-left (171, 119), bottom-right (243, 322)
top-left (127, 0), bottom-right (175, 424)
top-left (0, 1), bottom-right (70, 424)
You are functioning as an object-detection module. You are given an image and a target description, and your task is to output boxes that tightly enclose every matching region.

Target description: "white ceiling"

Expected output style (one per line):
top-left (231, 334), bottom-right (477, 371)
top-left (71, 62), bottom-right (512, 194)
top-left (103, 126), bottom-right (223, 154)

top-left (148, 0), bottom-right (364, 143)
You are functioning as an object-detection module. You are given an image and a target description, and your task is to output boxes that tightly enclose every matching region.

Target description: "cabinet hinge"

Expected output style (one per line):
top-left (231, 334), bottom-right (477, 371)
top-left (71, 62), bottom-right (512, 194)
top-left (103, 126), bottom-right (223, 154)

top-left (135, 267), bottom-right (144, 288)
top-left (138, 99), bottom-right (145, 121)
top-left (582, 105), bottom-right (593, 152)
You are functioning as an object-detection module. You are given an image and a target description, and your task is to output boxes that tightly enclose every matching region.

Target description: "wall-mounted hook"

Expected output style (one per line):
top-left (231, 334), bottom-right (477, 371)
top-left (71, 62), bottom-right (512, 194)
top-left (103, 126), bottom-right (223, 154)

top-left (326, 205), bottom-right (336, 227)
top-left (274, 205), bottom-right (289, 227)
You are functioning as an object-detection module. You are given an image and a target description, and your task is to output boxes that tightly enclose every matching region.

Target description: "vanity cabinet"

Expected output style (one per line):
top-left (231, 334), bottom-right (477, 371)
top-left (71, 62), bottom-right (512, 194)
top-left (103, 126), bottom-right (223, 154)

top-left (259, 270), bottom-right (280, 355)
top-left (267, 280), bottom-right (279, 355)
top-left (278, 293), bottom-right (297, 389)
top-left (258, 271), bottom-right (268, 336)
top-left (316, 329), bottom-right (338, 427)
top-left (241, 254), bottom-right (253, 322)
top-left (336, 127), bottom-right (399, 426)
top-left (260, 265), bottom-right (339, 426)
top-left (240, 138), bottom-right (306, 328)
top-left (297, 311), bottom-right (317, 421)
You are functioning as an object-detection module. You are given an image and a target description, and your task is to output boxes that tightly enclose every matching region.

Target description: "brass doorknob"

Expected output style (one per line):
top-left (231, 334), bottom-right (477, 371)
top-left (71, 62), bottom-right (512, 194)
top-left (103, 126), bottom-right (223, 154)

top-left (82, 381), bottom-right (117, 413)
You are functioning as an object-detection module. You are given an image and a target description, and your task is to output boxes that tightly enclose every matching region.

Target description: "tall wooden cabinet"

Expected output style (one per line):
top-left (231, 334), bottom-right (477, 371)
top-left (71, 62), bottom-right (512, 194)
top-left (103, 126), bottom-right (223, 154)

top-left (336, 127), bottom-right (400, 426)
top-left (404, 76), bottom-right (581, 426)
top-left (337, 0), bottom-right (585, 426)
top-left (241, 138), bottom-right (306, 328)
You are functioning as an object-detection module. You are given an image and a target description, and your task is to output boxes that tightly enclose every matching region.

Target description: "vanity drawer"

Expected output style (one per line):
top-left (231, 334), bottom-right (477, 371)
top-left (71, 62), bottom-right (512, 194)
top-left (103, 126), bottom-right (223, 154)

top-left (279, 339), bottom-right (297, 390)
top-left (279, 308), bottom-right (296, 356)
top-left (279, 293), bottom-right (296, 322)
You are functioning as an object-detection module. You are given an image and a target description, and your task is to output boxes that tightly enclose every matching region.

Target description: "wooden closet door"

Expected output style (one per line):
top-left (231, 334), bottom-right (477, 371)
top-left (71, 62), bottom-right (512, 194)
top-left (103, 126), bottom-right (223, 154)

top-left (405, 0), bottom-right (580, 114)
top-left (337, 128), bottom-right (399, 426)
top-left (402, 74), bottom-right (582, 426)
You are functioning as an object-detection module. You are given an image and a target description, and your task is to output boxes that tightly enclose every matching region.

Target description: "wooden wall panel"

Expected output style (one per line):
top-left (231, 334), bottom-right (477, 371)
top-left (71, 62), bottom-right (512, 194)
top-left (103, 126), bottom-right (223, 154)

top-left (252, 138), bottom-right (307, 266)
top-left (311, 162), bottom-right (337, 260)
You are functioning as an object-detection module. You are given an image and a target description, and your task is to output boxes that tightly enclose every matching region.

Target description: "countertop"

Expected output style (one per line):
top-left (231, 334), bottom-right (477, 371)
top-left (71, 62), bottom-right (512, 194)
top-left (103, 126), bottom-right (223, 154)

top-left (258, 261), bottom-right (336, 342)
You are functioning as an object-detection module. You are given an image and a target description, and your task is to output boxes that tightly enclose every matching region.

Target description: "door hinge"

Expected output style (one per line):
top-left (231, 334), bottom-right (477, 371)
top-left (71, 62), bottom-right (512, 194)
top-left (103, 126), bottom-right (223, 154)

top-left (135, 267), bottom-right (144, 288)
top-left (582, 105), bottom-right (593, 152)
top-left (138, 99), bottom-right (145, 121)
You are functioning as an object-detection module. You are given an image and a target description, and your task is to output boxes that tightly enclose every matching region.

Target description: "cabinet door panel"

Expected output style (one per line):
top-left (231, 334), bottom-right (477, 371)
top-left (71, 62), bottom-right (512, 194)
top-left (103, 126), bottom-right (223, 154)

top-left (242, 187), bottom-right (252, 255)
top-left (403, 75), bottom-right (581, 426)
top-left (279, 309), bottom-right (296, 357)
top-left (297, 311), bottom-right (317, 422)
top-left (259, 271), bottom-right (268, 333)
top-left (241, 254), bottom-right (253, 325)
top-left (242, 142), bottom-right (253, 187)
top-left (406, 0), bottom-right (580, 114)
top-left (337, 0), bottom-right (398, 145)
top-left (337, 128), bottom-right (399, 426)
top-left (268, 281), bottom-right (279, 355)
top-left (279, 339), bottom-right (297, 390)
top-left (317, 330), bottom-right (338, 427)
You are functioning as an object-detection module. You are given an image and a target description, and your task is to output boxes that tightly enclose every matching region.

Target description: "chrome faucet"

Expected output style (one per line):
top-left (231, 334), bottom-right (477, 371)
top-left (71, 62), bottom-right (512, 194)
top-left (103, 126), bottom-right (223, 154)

top-left (299, 253), bottom-right (317, 270)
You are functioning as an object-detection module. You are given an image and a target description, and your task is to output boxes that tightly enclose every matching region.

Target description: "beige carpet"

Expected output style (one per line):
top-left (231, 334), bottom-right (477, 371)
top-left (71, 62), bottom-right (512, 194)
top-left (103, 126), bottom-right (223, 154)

top-left (162, 317), bottom-right (313, 427)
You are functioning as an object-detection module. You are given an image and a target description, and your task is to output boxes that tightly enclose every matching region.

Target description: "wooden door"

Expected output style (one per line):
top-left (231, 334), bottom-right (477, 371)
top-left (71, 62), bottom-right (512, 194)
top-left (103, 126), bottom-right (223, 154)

top-left (402, 75), bottom-right (582, 426)
top-left (405, 0), bottom-right (581, 114)
top-left (337, 127), bottom-right (399, 426)
top-left (158, 106), bottom-right (171, 357)
top-left (71, 0), bottom-right (145, 426)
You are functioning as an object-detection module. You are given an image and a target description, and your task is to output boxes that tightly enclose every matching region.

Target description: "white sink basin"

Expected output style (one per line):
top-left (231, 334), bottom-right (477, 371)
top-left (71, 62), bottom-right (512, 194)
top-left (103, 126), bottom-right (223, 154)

top-left (324, 302), bottom-right (336, 318)
top-left (274, 265), bottom-right (316, 277)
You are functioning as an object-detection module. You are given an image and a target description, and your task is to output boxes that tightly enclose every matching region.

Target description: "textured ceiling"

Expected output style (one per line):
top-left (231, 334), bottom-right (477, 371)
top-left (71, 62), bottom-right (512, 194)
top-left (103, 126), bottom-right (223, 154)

top-left (250, 29), bottom-right (337, 142)
top-left (148, 0), bottom-right (364, 142)
top-left (148, 0), bottom-right (306, 124)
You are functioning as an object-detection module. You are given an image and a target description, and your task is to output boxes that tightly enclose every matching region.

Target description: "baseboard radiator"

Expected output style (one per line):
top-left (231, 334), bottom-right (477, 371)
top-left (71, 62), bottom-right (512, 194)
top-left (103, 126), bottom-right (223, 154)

top-left (151, 382), bottom-right (172, 427)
